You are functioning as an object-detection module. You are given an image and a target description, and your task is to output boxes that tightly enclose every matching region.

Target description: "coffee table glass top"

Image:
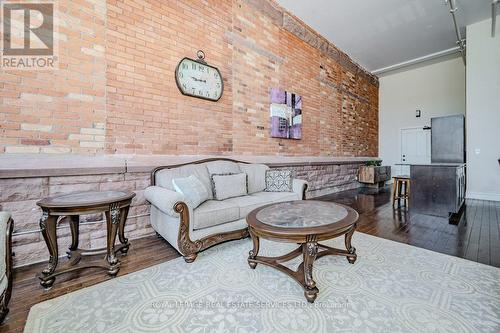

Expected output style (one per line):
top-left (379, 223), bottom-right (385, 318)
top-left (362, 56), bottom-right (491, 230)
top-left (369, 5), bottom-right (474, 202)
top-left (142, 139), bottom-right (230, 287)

top-left (255, 201), bottom-right (348, 228)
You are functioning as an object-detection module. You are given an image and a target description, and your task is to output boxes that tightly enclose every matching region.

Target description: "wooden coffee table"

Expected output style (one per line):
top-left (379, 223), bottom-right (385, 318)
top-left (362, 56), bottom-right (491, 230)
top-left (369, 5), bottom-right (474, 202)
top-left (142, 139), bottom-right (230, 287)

top-left (36, 191), bottom-right (135, 288)
top-left (246, 200), bottom-right (359, 303)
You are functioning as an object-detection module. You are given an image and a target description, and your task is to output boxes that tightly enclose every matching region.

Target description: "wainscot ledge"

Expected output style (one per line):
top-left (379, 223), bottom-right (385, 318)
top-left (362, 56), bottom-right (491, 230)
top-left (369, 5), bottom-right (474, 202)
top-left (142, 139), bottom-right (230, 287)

top-left (0, 154), bottom-right (381, 179)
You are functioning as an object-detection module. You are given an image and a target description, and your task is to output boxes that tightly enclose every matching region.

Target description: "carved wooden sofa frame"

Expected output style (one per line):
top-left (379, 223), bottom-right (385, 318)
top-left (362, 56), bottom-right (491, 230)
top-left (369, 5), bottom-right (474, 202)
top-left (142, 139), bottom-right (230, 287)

top-left (150, 158), bottom-right (308, 263)
top-left (0, 215), bottom-right (13, 324)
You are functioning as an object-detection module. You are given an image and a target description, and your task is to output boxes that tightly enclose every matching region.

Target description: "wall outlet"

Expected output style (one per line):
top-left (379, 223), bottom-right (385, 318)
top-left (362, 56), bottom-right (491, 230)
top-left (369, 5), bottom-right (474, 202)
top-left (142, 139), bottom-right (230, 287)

top-left (475, 148), bottom-right (481, 154)
top-left (416, 109), bottom-right (421, 118)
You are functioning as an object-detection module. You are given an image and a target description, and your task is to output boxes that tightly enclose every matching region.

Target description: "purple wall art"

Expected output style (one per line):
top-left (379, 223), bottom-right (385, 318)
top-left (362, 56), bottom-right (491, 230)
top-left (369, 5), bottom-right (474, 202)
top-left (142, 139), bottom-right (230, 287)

top-left (269, 88), bottom-right (302, 140)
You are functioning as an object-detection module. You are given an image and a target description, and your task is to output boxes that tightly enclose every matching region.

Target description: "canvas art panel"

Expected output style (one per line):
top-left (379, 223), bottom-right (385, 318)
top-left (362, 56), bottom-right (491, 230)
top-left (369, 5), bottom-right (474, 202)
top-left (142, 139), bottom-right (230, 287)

top-left (270, 88), bottom-right (302, 139)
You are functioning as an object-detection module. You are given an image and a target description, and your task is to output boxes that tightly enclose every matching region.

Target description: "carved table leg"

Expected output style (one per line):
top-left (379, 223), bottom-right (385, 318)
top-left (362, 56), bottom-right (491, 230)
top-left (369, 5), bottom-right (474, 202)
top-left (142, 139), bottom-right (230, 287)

top-left (39, 211), bottom-right (59, 288)
top-left (105, 204), bottom-right (120, 276)
top-left (118, 206), bottom-right (130, 255)
top-left (68, 215), bottom-right (80, 253)
top-left (183, 254), bottom-right (197, 263)
top-left (303, 238), bottom-right (319, 303)
top-left (248, 228), bottom-right (260, 269)
top-left (345, 224), bottom-right (357, 264)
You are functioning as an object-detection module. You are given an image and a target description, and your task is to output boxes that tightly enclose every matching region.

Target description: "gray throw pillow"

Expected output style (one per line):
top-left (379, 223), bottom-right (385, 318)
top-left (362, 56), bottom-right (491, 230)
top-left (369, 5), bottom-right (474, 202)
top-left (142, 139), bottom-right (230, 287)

top-left (265, 170), bottom-right (293, 192)
top-left (172, 175), bottom-right (209, 208)
top-left (211, 173), bottom-right (248, 200)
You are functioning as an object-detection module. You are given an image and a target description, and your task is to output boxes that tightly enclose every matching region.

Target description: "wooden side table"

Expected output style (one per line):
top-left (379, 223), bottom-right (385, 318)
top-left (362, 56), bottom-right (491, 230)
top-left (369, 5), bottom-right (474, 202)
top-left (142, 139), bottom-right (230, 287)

top-left (36, 191), bottom-right (135, 288)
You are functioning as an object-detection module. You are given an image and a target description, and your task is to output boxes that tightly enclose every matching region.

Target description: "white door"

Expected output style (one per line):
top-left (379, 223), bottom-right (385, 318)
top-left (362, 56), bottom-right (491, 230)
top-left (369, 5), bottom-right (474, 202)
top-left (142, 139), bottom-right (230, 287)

top-left (399, 128), bottom-right (431, 175)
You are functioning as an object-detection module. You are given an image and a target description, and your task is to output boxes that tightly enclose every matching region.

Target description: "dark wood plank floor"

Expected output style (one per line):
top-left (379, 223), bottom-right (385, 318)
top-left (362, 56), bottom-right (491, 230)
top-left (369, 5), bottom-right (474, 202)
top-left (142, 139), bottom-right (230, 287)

top-left (2, 187), bottom-right (499, 332)
top-left (320, 188), bottom-right (500, 267)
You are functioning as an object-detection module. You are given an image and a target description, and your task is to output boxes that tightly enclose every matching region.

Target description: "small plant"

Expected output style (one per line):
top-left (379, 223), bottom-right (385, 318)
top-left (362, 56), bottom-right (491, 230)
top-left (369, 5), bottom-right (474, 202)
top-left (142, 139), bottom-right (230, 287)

top-left (365, 160), bottom-right (382, 167)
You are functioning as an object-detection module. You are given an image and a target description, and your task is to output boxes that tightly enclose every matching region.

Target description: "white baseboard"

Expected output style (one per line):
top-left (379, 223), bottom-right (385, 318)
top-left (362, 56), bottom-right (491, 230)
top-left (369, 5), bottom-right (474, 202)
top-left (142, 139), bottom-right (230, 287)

top-left (466, 191), bottom-right (500, 202)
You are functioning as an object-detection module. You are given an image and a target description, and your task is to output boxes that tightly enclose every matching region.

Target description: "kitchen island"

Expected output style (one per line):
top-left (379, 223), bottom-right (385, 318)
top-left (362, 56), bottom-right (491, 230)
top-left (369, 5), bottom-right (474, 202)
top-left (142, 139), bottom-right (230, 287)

top-left (410, 163), bottom-right (466, 221)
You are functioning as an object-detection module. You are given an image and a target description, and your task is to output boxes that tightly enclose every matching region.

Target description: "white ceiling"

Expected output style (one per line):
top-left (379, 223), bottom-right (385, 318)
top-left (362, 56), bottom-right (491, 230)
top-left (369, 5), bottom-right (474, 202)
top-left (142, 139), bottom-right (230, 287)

top-left (276, 0), bottom-right (492, 73)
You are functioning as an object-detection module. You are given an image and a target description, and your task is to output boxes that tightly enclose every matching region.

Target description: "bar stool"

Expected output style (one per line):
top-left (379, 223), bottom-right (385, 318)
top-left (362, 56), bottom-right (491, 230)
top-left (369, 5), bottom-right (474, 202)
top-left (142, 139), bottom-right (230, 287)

top-left (392, 175), bottom-right (410, 208)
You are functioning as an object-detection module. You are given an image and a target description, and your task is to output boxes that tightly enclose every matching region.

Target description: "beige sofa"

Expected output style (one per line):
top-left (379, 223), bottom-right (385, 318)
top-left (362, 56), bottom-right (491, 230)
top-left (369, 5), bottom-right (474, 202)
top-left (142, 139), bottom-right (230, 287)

top-left (0, 212), bottom-right (13, 324)
top-left (145, 159), bottom-right (307, 262)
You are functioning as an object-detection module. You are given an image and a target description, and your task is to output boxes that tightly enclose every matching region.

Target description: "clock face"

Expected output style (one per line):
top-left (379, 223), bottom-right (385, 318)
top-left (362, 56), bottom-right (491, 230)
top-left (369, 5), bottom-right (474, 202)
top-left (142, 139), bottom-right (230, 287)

top-left (175, 57), bottom-right (223, 101)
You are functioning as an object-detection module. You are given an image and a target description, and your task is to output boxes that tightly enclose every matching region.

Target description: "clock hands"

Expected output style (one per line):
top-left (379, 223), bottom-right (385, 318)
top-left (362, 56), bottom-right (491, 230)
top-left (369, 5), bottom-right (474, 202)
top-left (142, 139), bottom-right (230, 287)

top-left (191, 76), bottom-right (206, 83)
top-left (176, 56), bottom-right (223, 101)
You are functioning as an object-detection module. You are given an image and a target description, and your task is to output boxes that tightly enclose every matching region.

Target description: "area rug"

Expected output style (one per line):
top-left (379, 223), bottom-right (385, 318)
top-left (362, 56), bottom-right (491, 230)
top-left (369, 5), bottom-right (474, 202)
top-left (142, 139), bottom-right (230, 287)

top-left (25, 232), bottom-right (500, 332)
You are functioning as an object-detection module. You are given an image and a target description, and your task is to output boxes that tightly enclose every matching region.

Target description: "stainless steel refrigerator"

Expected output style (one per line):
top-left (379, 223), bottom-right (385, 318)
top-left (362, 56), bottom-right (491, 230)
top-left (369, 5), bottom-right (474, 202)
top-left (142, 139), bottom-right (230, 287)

top-left (431, 115), bottom-right (465, 163)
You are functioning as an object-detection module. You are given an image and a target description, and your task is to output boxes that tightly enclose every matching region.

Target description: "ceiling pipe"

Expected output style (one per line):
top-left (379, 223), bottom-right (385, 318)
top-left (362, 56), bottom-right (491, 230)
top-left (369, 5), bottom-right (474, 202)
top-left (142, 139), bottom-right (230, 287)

top-left (446, 0), bottom-right (466, 65)
top-left (372, 47), bottom-right (461, 76)
top-left (493, 0), bottom-right (499, 37)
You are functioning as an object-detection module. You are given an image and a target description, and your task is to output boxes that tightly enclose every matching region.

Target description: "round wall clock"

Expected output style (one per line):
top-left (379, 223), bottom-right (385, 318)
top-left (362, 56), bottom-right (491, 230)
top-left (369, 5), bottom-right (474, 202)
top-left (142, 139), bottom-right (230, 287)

top-left (175, 50), bottom-right (223, 102)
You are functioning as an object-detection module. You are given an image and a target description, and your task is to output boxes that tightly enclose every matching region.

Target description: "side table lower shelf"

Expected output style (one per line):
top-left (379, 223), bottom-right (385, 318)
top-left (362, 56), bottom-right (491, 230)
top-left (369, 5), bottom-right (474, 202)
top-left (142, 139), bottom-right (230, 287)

top-left (38, 241), bottom-right (130, 288)
top-left (36, 191), bottom-right (136, 289)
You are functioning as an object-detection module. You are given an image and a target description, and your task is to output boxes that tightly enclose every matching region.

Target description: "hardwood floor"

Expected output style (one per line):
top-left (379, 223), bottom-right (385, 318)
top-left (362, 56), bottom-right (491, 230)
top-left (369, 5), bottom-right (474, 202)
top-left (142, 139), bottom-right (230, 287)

top-left (2, 187), bottom-right (499, 332)
top-left (320, 187), bottom-right (500, 267)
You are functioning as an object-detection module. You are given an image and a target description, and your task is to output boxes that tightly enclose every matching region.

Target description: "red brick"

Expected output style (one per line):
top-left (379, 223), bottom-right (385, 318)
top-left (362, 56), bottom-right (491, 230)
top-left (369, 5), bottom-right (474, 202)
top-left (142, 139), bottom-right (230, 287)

top-left (20, 139), bottom-right (50, 146)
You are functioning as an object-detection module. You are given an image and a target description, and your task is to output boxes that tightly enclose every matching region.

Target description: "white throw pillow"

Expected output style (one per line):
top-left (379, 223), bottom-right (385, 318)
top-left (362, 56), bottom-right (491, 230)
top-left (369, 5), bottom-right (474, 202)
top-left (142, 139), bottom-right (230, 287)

top-left (211, 173), bottom-right (248, 200)
top-left (238, 163), bottom-right (269, 194)
top-left (172, 175), bottom-right (209, 208)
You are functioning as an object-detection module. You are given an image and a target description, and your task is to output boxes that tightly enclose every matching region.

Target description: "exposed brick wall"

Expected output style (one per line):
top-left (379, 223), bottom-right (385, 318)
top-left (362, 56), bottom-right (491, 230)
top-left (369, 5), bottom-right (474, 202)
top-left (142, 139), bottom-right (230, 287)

top-left (0, 0), bottom-right (378, 156)
top-left (0, 0), bottom-right (107, 154)
top-left (2, 162), bottom-right (364, 267)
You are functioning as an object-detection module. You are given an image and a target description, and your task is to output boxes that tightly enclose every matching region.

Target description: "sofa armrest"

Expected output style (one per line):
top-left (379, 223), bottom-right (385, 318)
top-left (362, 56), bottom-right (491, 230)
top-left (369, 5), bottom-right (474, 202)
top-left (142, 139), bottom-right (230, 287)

top-left (292, 179), bottom-right (308, 200)
top-left (145, 186), bottom-right (187, 217)
top-left (0, 212), bottom-right (11, 276)
top-left (0, 212), bottom-right (13, 323)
